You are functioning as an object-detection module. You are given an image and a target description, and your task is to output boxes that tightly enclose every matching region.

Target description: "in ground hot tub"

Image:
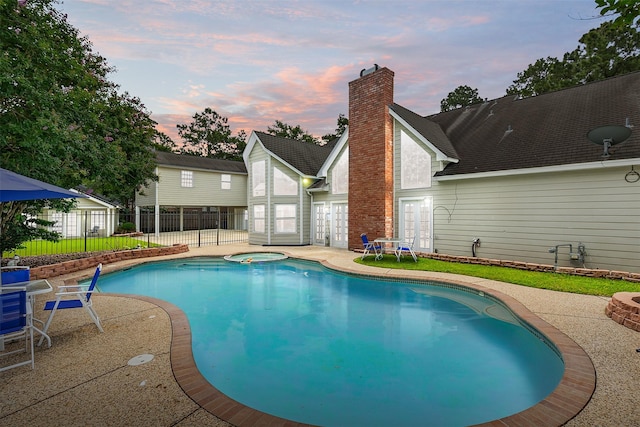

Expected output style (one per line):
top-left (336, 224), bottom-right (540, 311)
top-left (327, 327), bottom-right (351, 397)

top-left (223, 252), bottom-right (288, 263)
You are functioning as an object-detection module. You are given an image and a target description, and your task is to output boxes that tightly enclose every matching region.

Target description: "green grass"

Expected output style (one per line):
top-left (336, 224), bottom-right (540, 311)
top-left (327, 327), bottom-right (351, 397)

top-left (355, 254), bottom-right (639, 297)
top-left (3, 236), bottom-right (161, 258)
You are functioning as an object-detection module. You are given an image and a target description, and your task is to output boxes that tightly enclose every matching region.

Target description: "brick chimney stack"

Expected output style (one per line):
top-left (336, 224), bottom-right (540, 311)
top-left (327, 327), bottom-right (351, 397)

top-left (348, 66), bottom-right (394, 249)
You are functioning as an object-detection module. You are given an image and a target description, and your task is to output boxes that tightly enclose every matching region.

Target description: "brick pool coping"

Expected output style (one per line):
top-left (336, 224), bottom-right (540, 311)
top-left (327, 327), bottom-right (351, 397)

top-left (97, 255), bottom-right (595, 427)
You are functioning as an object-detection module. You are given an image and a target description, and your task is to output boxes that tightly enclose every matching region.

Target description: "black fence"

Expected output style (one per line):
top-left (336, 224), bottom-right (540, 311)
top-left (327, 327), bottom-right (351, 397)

top-left (3, 208), bottom-right (248, 258)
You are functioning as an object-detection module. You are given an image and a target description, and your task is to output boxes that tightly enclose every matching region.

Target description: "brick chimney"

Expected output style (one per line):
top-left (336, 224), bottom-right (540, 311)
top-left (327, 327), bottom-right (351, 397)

top-left (348, 66), bottom-right (394, 249)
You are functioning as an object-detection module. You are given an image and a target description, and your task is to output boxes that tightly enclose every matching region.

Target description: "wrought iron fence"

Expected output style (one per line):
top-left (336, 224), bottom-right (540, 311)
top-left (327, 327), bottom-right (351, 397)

top-left (2, 208), bottom-right (248, 258)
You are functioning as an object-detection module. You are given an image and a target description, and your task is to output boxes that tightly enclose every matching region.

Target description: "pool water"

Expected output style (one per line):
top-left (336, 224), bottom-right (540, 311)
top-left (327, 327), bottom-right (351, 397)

top-left (223, 252), bottom-right (288, 263)
top-left (96, 258), bottom-right (564, 427)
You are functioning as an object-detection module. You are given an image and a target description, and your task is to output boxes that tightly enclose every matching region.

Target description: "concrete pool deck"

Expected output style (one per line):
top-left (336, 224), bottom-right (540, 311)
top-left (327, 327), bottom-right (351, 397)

top-left (1, 244), bottom-right (639, 426)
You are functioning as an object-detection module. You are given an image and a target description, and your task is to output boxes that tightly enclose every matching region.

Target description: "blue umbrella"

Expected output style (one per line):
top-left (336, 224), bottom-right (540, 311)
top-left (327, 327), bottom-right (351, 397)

top-left (0, 168), bottom-right (87, 202)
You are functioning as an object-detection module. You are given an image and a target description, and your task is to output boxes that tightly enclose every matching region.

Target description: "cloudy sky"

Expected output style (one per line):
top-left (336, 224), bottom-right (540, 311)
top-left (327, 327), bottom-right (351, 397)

top-left (59, 0), bottom-right (605, 142)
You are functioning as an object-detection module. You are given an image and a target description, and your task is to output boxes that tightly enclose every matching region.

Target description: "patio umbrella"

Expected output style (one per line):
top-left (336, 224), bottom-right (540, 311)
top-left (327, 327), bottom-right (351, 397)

top-left (0, 168), bottom-right (87, 202)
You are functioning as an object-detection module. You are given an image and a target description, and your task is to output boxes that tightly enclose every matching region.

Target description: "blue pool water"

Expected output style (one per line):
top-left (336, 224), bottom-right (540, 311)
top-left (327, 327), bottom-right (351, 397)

top-left (95, 258), bottom-right (564, 426)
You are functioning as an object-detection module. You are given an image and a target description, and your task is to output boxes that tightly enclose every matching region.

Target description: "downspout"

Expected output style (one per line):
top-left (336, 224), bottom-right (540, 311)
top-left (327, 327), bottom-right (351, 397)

top-left (299, 177), bottom-right (304, 245)
top-left (267, 157), bottom-right (271, 245)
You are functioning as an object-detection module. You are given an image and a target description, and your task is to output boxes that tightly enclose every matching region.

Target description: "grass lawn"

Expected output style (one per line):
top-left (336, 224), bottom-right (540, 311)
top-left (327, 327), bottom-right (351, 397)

top-left (3, 236), bottom-right (161, 258)
top-left (355, 254), bottom-right (640, 297)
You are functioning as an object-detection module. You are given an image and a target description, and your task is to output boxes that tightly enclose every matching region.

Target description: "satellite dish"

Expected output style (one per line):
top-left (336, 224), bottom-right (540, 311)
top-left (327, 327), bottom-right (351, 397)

top-left (587, 125), bottom-right (632, 157)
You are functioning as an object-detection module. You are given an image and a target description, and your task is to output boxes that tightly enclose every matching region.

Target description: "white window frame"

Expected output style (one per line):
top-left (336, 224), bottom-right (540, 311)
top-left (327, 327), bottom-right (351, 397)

top-left (253, 204), bottom-right (265, 233)
top-left (221, 174), bottom-right (231, 190)
top-left (181, 170), bottom-right (194, 188)
top-left (252, 161), bottom-right (265, 196)
top-left (400, 130), bottom-right (431, 189)
top-left (331, 147), bottom-right (349, 194)
top-left (275, 204), bottom-right (296, 233)
top-left (273, 167), bottom-right (298, 196)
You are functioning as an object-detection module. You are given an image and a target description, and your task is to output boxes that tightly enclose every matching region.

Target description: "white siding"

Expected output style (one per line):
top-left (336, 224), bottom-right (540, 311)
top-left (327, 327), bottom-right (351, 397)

top-left (430, 168), bottom-right (640, 271)
top-left (394, 119), bottom-right (640, 272)
top-left (154, 166), bottom-right (246, 206)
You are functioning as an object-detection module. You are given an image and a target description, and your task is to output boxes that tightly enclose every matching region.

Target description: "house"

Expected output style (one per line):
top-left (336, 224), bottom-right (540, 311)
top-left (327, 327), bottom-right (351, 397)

top-left (135, 151), bottom-right (248, 233)
top-left (43, 187), bottom-right (120, 237)
top-left (242, 131), bottom-right (338, 246)
top-left (243, 66), bottom-right (640, 272)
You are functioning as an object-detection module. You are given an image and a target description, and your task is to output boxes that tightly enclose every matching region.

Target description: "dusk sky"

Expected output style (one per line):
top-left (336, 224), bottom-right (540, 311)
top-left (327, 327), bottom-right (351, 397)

top-left (59, 0), bottom-right (606, 142)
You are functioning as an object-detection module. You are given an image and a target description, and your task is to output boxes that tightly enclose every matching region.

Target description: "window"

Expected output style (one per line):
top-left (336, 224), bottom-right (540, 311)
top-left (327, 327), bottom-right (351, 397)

top-left (275, 204), bottom-right (296, 233)
top-left (221, 174), bottom-right (231, 190)
top-left (331, 147), bottom-right (349, 194)
top-left (252, 161), bottom-right (265, 196)
top-left (181, 170), bottom-right (193, 187)
top-left (90, 211), bottom-right (105, 229)
top-left (400, 131), bottom-right (431, 189)
top-left (253, 205), bottom-right (265, 233)
top-left (273, 167), bottom-right (297, 195)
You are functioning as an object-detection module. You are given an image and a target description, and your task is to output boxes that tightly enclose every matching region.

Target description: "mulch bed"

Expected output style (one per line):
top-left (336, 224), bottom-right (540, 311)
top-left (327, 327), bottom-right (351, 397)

top-left (1, 251), bottom-right (115, 268)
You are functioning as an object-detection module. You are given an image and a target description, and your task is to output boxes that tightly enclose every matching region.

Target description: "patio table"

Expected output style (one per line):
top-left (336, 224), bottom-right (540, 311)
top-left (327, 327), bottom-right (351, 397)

top-left (373, 238), bottom-right (402, 261)
top-left (1, 279), bottom-right (53, 347)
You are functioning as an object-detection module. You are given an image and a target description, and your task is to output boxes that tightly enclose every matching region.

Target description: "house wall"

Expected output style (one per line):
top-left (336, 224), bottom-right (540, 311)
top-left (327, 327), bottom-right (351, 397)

top-left (247, 147), bottom-right (270, 245)
top-left (246, 142), bottom-right (313, 246)
top-left (136, 180), bottom-right (157, 206)
top-left (429, 167), bottom-right (640, 272)
top-left (43, 196), bottom-right (119, 237)
top-left (392, 123), bottom-right (440, 251)
top-left (137, 166), bottom-right (247, 207)
top-left (391, 119), bottom-right (640, 272)
top-left (312, 143), bottom-right (350, 247)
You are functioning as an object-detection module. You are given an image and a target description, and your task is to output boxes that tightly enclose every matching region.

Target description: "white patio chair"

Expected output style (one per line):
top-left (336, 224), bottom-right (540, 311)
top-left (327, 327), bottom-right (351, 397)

top-left (39, 264), bottom-right (104, 346)
top-left (395, 236), bottom-right (417, 262)
top-left (0, 289), bottom-right (35, 372)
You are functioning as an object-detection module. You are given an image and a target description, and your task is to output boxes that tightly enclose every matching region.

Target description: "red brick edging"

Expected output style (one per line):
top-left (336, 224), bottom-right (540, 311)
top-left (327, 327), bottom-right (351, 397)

top-left (29, 244), bottom-right (189, 280)
top-left (416, 252), bottom-right (640, 282)
top-left (605, 292), bottom-right (640, 332)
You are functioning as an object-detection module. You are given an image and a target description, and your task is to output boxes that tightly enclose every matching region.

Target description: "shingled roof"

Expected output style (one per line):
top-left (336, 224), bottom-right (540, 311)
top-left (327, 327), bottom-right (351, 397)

top-left (254, 131), bottom-right (338, 176)
top-left (155, 151), bottom-right (246, 174)
top-left (392, 71), bottom-right (640, 177)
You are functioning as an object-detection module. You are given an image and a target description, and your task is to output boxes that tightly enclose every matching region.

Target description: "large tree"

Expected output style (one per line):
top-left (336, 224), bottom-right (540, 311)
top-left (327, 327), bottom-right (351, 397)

top-left (440, 85), bottom-right (484, 112)
top-left (266, 120), bottom-right (318, 144)
top-left (177, 107), bottom-right (246, 161)
top-left (1, 0), bottom-right (159, 252)
top-left (507, 20), bottom-right (640, 97)
top-left (321, 113), bottom-right (348, 144)
top-left (596, 0), bottom-right (640, 26)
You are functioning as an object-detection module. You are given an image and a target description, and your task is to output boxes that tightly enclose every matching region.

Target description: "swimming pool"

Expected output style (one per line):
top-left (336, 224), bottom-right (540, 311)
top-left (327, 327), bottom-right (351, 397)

top-left (96, 257), bottom-right (564, 426)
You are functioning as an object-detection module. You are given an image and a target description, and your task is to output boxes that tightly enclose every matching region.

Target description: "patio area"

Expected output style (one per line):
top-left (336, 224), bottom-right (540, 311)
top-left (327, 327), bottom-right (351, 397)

top-left (1, 244), bottom-right (639, 426)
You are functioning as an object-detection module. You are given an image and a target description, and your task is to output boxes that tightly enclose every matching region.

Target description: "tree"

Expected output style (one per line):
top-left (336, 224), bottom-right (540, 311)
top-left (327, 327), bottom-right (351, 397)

top-left (440, 85), bottom-right (484, 112)
top-left (1, 0), bottom-right (159, 252)
top-left (321, 113), bottom-right (348, 144)
top-left (267, 120), bottom-right (318, 144)
top-left (507, 21), bottom-right (640, 97)
top-left (596, 0), bottom-right (640, 26)
top-left (153, 131), bottom-right (178, 152)
top-left (177, 107), bottom-right (246, 161)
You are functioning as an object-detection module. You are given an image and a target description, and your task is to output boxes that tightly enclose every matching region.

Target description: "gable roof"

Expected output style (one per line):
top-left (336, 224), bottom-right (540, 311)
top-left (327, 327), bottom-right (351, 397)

top-left (396, 71), bottom-right (640, 177)
top-left (72, 186), bottom-right (120, 208)
top-left (389, 104), bottom-right (459, 160)
top-left (155, 151), bottom-right (247, 174)
top-left (252, 131), bottom-right (338, 176)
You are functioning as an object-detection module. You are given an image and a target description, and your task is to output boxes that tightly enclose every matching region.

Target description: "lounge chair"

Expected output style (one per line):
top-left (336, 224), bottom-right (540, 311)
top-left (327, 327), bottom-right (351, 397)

top-left (360, 233), bottom-right (382, 260)
top-left (395, 236), bottom-right (417, 262)
top-left (39, 264), bottom-right (104, 346)
top-left (0, 289), bottom-right (34, 372)
top-left (87, 225), bottom-right (99, 237)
